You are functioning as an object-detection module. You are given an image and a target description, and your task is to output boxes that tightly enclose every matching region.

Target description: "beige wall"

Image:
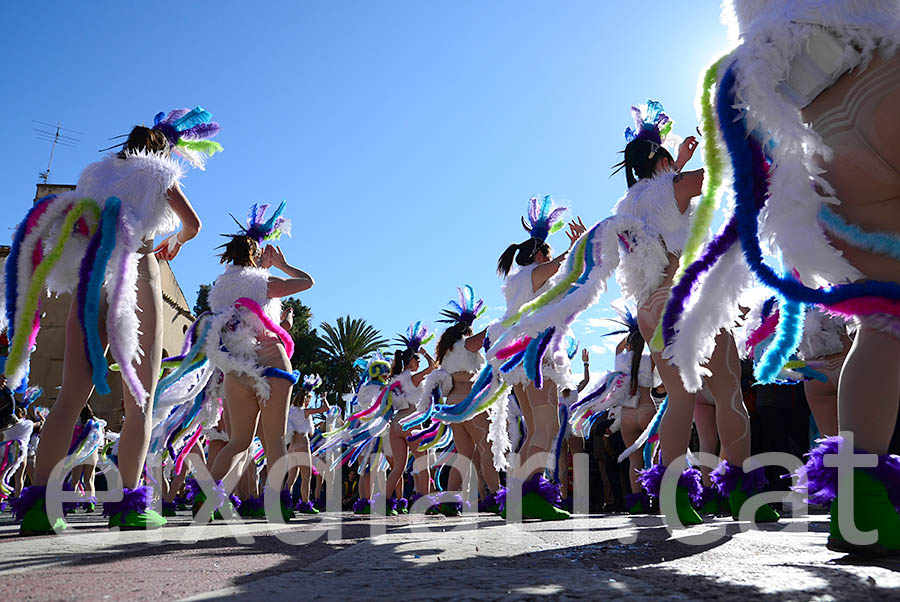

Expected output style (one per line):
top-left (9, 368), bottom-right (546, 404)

top-left (9, 184), bottom-right (197, 431)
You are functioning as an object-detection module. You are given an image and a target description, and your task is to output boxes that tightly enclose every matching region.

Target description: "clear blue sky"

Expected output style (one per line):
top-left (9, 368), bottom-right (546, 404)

top-left (0, 1), bottom-right (730, 375)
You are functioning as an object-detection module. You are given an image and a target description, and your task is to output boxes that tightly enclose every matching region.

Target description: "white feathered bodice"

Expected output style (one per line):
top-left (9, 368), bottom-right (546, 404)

top-left (75, 151), bottom-right (184, 240)
top-left (209, 265), bottom-right (281, 323)
top-left (613, 173), bottom-right (691, 257)
top-left (502, 264), bottom-right (551, 318)
top-left (614, 351), bottom-right (658, 389)
top-left (2, 419), bottom-right (34, 445)
top-left (286, 405), bottom-right (314, 438)
top-left (440, 339), bottom-right (485, 375)
top-left (612, 173), bottom-right (690, 304)
top-left (390, 371), bottom-right (419, 412)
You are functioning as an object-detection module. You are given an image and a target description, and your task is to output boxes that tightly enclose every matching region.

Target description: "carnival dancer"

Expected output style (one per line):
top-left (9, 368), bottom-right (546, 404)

top-left (202, 202), bottom-right (313, 521)
top-left (427, 286), bottom-right (505, 515)
top-left (606, 101), bottom-right (778, 526)
top-left (555, 347), bottom-right (590, 506)
top-left (383, 324), bottom-right (437, 511)
top-left (67, 405), bottom-right (105, 512)
top-left (492, 196), bottom-right (585, 520)
top-left (8, 108), bottom-right (221, 534)
top-left (657, 2), bottom-right (900, 553)
top-left (286, 375), bottom-right (328, 514)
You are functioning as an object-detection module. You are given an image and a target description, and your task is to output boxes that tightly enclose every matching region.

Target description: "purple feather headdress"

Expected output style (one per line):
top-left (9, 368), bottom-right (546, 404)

top-left (396, 321), bottom-right (434, 354)
top-left (437, 285), bottom-right (485, 327)
top-left (623, 100), bottom-right (675, 159)
top-left (225, 201), bottom-right (292, 245)
top-left (301, 374), bottom-right (322, 392)
top-left (521, 195), bottom-right (568, 243)
top-left (151, 107), bottom-right (223, 168)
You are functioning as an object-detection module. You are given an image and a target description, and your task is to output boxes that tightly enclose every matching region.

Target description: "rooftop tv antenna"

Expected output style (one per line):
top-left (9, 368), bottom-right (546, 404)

top-left (33, 120), bottom-right (84, 184)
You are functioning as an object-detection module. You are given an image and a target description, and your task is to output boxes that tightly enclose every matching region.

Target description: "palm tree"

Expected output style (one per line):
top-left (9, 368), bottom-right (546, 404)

top-left (317, 316), bottom-right (389, 403)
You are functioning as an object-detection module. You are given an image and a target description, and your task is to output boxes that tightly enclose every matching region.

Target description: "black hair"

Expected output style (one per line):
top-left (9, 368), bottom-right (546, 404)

top-left (436, 322), bottom-right (474, 365)
top-left (118, 126), bottom-right (168, 159)
top-left (219, 235), bottom-right (260, 267)
top-left (80, 404), bottom-right (95, 425)
top-left (497, 238), bottom-right (551, 278)
top-left (627, 329), bottom-right (645, 396)
top-left (612, 139), bottom-right (675, 188)
top-left (391, 349), bottom-right (418, 376)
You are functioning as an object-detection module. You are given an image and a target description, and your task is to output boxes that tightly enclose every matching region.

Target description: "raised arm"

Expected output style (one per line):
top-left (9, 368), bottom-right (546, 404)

top-left (464, 328), bottom-right (488, 352)
top-left (576, 348), bottom-right (591, 393)
top-left (411, 350), bottom-right (437, 387)
top-left (263, 245), bottom-right (314, 299)
top-left (154, 184), bottom-right (202, 261)
top-left (531, 218), bottom-right (587, 291)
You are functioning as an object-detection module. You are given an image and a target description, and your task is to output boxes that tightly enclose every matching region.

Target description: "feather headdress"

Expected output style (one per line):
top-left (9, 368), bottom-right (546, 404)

top-left (600, 299), bottom-right (639, 338)
top-left (437, 285), bottom-right (485, 327)
top-left (521, 195), bottom-right (568, 243)
top-left (152, 107), bottom-right (223, 168)
top-left (301, 373), bottom-right (322, 392)
top-left (623, 100), bottom-right (678, 160)
top-left (396, 321), bottom-right (434, 354)
top-left (17, 386), bottom-right (42, 410)
top-left (242, 201), bottom-right (292, 243)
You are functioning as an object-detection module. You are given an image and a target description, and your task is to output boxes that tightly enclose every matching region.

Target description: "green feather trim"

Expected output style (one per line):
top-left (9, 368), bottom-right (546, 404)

top-left (650, 56), bottom-right (726, 352)
top-left (6, 200), bottom-right (101, 378)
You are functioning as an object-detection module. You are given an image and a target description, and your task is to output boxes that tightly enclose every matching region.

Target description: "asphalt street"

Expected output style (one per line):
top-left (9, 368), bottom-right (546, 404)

top-left (0, 510), bottom-right (898, 601)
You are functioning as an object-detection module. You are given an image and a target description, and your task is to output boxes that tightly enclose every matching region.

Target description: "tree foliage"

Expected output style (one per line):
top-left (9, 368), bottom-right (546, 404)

top-left (193, 283), bottom-right (212, 316)
top-left (317, 315), bottom-right (389, 401)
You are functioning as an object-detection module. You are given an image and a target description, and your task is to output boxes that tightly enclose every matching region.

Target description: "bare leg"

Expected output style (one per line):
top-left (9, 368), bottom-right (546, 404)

top-left (209, 375), bottom-right (260, 483)
top-left (118, 254), bottom-right (164, 488)
top-left (34, 296), bottom-right (107, 486)
top-left (521, 382), bottom-right (559, 479)
top-left (620, 392), bottom-right (656, 493)
top-left (256, 341), bottom-right (292, 491)
top-left (448, 422), bottom-right (475, 493)
top-left (693, 396), bottom-right (718, 486)
top-left (466, 413), bottom-right (501, 493)
top-left (803, 355), bottom-right (842, 437)
top-left (700, 332), bottom-right (750, 465)
top-left (384, 422), bottom-right (410, 496)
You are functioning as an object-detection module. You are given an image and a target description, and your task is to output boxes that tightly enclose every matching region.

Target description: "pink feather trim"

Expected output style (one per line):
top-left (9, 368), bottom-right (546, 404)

top-left (745, 310), bottom-right (779, 354)
top-left (234, 297), bottom-right (295, 358)
top-left (494, 337), bottom-right (532, 360)
top-left (827, 297), bottom-right (900, 319)
top-left (175, 427), bottom-right (203, 475)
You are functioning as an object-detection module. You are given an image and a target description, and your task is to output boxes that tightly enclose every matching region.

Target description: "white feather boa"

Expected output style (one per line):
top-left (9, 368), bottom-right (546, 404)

top-left (663, 243), bottom-right (752, 392)
top-left (420, 368), bottom-right (453, 411)
top-left (487, 392), bottom-right (512, 471)
top-left (799, 306), bottom-right (847, 360)
top-left (106, 212), bottom-right (147, 405)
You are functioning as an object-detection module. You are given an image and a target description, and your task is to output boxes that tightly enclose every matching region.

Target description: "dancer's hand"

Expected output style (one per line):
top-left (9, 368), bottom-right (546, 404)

top-left (153, 233), bottom-right (184, 261)
top-left (676, 135), bottom-right (699, 171)
top-left (566, 217), bottom-right (587, 247)
top-left (268, 245), bottom-right (290, 270)
top-left (581, 348), bottom-right (589, 363)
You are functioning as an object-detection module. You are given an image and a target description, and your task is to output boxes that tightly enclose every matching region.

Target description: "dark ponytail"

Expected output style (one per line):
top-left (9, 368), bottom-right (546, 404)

top-left (612, 139), bottom-right (674, 188)
top-left (497, 238), bottom-right (551, 278)
top-left (627, 330), bottom-right (645, 396)
top-left (391, 349), bottom-right (417, 376)
top-left (436, 323), bottom-right (473, 364)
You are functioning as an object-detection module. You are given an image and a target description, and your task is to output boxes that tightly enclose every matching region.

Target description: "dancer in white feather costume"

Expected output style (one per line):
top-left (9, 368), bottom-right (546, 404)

top-left (8, 109), bottom-right (220, 535)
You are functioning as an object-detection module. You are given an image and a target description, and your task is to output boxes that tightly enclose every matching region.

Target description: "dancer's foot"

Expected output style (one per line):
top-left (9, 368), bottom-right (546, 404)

top-left (638, 464), bottom-right (703, 527)
top-left (828, 470), bottom-right (900, 556)
top-left (14, 488), bottom-right (67, 536)
top-left (712, 461), bottom-right (780, 523)
top-left (104, 487), bottom-right (167, 530)
top-left (625, 491), bottom-right (650, 514)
